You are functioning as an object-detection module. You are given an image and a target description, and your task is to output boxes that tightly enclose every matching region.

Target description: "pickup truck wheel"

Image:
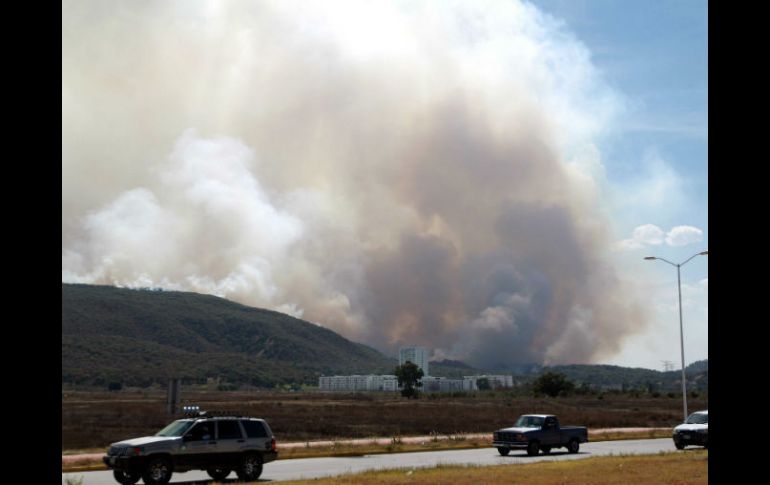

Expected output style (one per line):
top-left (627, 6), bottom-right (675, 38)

top-left (567, 439), bottom-right (580, 454)
top-left (497, 447), bottom-right (510, 456)
top-left (112, 470), bottom-right (140, 485)
top-left (540, 446), bottom-right (551, 454)
top-left (141, 456), bottom-right (173, 485)
top-left (206, 466), bottom-right (232, 481)
top-left (526, 441), bottom-right (540, 456)
top-left (675, 442), bottom-right (685, 450)
top-left (236, 453), bottom-right (263, 481)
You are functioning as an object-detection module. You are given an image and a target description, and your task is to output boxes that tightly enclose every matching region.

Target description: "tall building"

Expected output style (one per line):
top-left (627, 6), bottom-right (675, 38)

top-left (399, 346), bottom-right (429, 376)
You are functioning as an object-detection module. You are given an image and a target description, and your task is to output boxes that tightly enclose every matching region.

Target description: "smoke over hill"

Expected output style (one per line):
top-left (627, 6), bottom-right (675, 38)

top-left (62, 0), bottom-right (647, 368)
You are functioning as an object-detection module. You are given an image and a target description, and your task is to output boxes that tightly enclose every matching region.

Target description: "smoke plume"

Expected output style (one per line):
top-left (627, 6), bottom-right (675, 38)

top-left (62, 0), bottom-right (647, 368)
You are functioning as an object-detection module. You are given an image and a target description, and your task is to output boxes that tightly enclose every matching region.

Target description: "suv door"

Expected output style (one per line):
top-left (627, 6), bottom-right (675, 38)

top-left (216, 419), bottom-right (246, 461)
top-left (178, 420), bottom-right (217, 467)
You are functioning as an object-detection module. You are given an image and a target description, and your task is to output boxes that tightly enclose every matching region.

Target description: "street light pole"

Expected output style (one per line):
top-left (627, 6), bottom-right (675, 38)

top-left (644, 250), bottom-right (708, 422)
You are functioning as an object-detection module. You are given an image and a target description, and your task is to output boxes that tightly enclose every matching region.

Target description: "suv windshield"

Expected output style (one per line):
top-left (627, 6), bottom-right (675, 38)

top-left (155, 419), bottom-right (195, 437)
top-left (686, 412), bottom-right (708, 425)
top-left (514, 416), bottom-right (544, 428)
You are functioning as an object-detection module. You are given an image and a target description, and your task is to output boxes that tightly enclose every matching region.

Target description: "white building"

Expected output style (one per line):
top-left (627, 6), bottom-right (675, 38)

top-left (399, 346), bottom-right (429, 376)
top-left (421, 376), bottom-right (465, 393)
top-left (463, 375), bottom-right (514, 390)
top-left (318, 375), bottom-right (398, 392)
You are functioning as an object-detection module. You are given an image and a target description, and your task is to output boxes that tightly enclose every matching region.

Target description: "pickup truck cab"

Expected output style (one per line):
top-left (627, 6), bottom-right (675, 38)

top-left (492, 414), bottom-right (588, 456)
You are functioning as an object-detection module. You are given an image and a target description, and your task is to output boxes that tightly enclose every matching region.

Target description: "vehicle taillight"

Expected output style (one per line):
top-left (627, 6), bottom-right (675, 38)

top-left (132, 447), bottom-right (143, 456)
top-left (271, 438), bottom-right (276, 452)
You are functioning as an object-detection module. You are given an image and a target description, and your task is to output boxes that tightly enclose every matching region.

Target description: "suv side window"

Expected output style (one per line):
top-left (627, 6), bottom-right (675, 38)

top-left (186, 422), bottom-right (213, 441)
top-left (218, 419), bottom-right (243, 440)
top-left (241, 420), bottom-right (268, 438)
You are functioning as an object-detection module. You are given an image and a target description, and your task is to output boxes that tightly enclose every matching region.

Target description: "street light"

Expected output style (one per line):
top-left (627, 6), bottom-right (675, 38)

top-left (644, 250), bottom-right (708, 421)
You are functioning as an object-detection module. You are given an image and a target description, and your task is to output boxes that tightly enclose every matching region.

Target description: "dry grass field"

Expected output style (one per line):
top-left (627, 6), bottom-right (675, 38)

top-left (268, 451), bottom-right (708, 485)
top-left (61, 388), bottom-right (706, 451)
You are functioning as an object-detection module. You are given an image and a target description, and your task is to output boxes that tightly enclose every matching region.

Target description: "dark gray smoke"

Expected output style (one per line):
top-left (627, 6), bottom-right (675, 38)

top-left (62, 0), bottom-right (647, 368)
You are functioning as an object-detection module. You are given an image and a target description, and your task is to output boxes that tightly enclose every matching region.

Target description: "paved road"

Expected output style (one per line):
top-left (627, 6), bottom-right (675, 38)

top-left (63, 438), bottom-right (678, 484)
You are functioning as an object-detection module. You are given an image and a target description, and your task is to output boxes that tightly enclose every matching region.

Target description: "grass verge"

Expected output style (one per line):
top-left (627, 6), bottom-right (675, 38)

top-left (269, 450), bottom-right (708, 485)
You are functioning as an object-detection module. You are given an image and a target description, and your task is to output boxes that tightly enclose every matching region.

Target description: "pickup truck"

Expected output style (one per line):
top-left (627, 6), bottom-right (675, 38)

top-left (492, 414), bottom-right (588, 456)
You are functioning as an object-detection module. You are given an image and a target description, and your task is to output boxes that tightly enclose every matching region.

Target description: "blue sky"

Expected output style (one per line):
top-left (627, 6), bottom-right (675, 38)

top-left (529, 0), bottom-right (708, 370)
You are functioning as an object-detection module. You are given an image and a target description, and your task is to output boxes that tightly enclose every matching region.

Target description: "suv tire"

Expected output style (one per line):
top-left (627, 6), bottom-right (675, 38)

top-left (497, 447), bottom-right (510, 456)
top-left (236, 453), bottom-right (263, 481)
top-left (141, 456), bottom-right (173, 485)
top-left (207, 466), bottom-right (232, 481)
top-left (113, 470), bottom-right (140, 485)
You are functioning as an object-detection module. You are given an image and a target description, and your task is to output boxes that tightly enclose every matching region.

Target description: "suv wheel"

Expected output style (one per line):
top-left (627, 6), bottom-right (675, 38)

top-left (113, 470), bottom-right (140, 485)
top-left (497, 447), bottom-right (510, 456)
top-left (236, 453), bottom-right (263, 481)
top-left (141, 456), bottom-right (173, 485)
top-left (207, 466), bottom-right (232, 481)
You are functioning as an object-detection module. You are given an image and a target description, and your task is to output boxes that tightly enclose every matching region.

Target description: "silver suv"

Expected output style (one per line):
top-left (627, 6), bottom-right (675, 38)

top-left (103, 410), bottom-right (278, 484)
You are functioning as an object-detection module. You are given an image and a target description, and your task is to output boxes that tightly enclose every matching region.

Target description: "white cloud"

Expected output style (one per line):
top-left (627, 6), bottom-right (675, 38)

top-left (616, 224), bottom-right (704, 251)
top-left (665, 225), bottom-right (703, 247)
top-left (634, 224), bottom-right (665, 245)
top-left (614, 223), bottom-right (663, 251)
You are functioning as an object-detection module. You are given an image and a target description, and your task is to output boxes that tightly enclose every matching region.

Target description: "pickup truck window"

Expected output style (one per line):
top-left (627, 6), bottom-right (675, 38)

top-left (514, 416), bottom-right (544, 428)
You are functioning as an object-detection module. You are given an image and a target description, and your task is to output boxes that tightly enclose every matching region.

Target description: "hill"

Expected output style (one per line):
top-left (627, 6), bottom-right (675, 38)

top-left (62, 284), bottom-right (399, 387)
top-left (538, 361), bottom-right (708, 392)
top-left (62, 283), bottom-right (707, 391)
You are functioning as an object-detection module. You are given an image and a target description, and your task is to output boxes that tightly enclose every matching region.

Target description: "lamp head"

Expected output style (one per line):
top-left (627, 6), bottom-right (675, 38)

top-left (699, 250), bottom-right (708, 256)
top-left (644, 256), bottom-right (656, 260)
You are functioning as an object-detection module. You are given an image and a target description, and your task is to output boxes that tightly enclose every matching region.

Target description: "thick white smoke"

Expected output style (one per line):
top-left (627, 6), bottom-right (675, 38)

top-left (62, 0), bottom-right (647, 368)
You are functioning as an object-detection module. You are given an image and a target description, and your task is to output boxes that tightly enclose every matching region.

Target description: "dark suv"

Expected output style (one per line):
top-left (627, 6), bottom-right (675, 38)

top-left (103, 410), bottom-right (278, 484)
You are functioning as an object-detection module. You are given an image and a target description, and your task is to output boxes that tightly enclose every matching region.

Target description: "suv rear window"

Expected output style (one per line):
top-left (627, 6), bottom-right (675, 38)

top-left (240, 419), bottom-right (268, 438)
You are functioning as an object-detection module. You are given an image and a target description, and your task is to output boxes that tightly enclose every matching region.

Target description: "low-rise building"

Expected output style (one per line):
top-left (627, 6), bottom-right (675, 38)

top-left (318, 375), bottom-right (398, 392)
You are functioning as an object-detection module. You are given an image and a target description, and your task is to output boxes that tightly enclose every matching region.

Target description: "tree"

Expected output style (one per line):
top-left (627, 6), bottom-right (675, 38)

top-left (394, 361), bottom-right (424, 399)
top-left (476, 377), bottom-right (491, 391)
top-left (532, 372), bottom-right (574, 397)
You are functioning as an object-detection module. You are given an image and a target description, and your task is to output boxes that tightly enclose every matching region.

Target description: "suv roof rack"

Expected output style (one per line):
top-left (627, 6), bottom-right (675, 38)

top-left (181, 406), bottom-right (250, 418)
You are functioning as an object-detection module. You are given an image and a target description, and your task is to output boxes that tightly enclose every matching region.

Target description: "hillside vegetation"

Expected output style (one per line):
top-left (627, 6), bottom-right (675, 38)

top-left (62, 283), bottom-right (707, 391)
top-left (62, 284), bottom-right (399, 387)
